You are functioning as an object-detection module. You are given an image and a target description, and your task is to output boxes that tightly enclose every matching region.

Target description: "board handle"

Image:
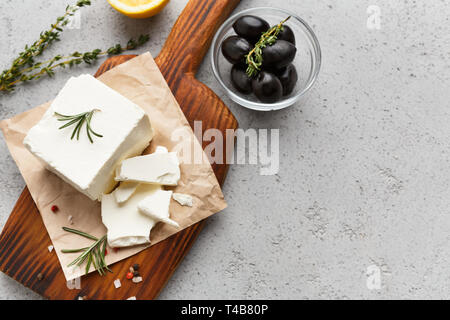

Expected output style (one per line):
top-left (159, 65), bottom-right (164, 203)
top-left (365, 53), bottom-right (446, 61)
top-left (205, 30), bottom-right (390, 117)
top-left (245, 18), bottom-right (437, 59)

top-left (157, 0), bottom-right (240, 78)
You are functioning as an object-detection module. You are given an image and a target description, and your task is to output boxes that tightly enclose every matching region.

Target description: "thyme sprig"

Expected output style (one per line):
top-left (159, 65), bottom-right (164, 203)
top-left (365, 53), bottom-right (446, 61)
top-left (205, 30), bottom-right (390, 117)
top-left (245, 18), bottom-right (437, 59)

top-left (0, 0), bottom-right (149, 92)
top-left (55, 109), bottom-right (103, 143)
top-left (61, 227), bottom-right (111, 276)
top-left (245, 16), bottom-right (291, 78)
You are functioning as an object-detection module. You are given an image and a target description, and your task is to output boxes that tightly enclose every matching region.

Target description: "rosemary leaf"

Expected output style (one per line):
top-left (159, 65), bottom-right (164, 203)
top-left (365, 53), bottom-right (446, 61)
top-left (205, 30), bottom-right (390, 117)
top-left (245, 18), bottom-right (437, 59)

top-left (86, 110), bottom-right (103, 141)
top-left (61, 247), bottom-right (89, 253)
top-left (58, 117), bottom-right (81, 129)
top-left (62, 226), bottom-right (98, 241)
top-left (93, 246), bottom-right (104, 275)
top-left (55, 111), bottom-right (87, 120)
top-left (85, 253), bottom-right (92, 274)
top-left (90, 251), bottom-right (99, 272)
top-left (100, 238), bottom-right (112, 273)
top-left (77, 117), bottom-right (86, 140)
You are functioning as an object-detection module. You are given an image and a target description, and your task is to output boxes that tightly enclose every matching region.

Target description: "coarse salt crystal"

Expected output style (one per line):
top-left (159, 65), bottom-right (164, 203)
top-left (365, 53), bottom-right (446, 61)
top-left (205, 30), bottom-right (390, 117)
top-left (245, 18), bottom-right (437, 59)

top-left (114, 279), bottom-right (121, 289)
top-left (48, 245), bottom-right (54, 252)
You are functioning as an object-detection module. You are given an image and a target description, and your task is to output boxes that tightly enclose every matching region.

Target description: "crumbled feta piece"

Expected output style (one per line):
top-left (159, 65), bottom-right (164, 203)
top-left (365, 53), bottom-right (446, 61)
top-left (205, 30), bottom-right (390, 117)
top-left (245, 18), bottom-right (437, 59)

top-left (114, 279), bottom-right (121, 289)
top-left (172, 193), bottom-right (193, 207)
top-left (102, 184), bottom-right (161, 247)
top-left (138, 190), bottom-right (180, 228)
top-left (114, 181), bottom-right (140, 204)
top-left (48, 245), bottom-right (54, 253)
top-left (127, 296), bottom-right (137, 300)
top-left (113, 146), bottom-right (170, 204)
top-left (115, 152), bottom-right (180, 186)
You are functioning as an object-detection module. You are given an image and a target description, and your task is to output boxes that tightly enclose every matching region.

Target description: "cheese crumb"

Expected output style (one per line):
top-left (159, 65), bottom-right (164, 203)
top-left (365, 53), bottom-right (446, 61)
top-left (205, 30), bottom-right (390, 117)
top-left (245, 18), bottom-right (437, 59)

top-left (48, 245), bottom-right (54, 253)
top-left (172, 193), bottom-right (193, 207)
top-left (114, 279), bottom-right (122, 289)
top-left (132, 276), bottom-right (143, 283)
top-left (127, 296), bottom-right (137, 300)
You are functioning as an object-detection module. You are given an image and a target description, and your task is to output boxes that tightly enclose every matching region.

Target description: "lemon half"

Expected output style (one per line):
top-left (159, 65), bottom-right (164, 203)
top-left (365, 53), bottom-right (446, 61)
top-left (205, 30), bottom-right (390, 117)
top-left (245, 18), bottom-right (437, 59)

top-left (108, 0), bottom-right (170, 19)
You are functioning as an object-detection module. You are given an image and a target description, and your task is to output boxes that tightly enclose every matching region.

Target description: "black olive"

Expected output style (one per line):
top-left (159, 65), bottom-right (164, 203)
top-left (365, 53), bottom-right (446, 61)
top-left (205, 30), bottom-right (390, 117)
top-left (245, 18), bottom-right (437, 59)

top-left (252, 71), bottom-right (283, 103)
top-left (275, 64), bottom-right (298, 96)
top-left (262, 40), bottom-right (296, 69)
top-left (231, 65), bottom-right (252, 94)
top-left (221, 36), bottom-right (252, 64)
top-left (277, 25), bottom-right (296, 45)
top-left (233, 15), bottom-right (270, 42)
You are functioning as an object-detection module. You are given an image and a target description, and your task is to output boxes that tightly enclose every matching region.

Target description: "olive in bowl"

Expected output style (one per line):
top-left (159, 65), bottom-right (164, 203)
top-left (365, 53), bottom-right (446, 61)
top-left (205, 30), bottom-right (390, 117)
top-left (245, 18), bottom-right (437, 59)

top-left (274, 64), bottom-right (298, 96)
top-left (277, 25), bottom-right (296, 45)
top-left (231, 65), bottom-right (253, 94)
top-left (262, 40), bottom-right (297, 69)
top-left (232, 15), bottom-right (270, 42)
top-left (221, 36), bottom-right (252, 64)
top-left (252, 71), bottom-right (283, 103)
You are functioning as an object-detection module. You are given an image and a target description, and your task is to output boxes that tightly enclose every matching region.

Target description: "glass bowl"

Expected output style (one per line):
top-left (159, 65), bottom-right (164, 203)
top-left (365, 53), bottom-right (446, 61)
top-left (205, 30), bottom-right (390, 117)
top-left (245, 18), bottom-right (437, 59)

top-left (211, 7), bottom-right (321, 111)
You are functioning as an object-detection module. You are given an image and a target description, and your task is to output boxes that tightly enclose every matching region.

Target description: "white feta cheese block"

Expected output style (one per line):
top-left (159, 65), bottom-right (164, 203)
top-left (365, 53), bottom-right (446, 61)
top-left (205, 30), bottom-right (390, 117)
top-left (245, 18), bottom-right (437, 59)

top-left (102, 184), bottom-right (161, 247)
top-left (23, 74), bottom-right (153, 201)
top-left (115, 152), bottom-right (180, 186)
top-left (137, 190), bottom-right (180, 228)
top-left (113, 146), bottom-right (169, 204)
top-left (172, 193), bottom-right (194, 207)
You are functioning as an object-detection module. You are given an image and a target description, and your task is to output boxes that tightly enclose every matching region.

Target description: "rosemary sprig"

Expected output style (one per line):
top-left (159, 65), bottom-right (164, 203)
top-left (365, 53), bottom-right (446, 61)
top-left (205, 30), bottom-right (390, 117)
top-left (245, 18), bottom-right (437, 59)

top-left (245, 16), bottom-right (291, 78)
top-left (0, 0), bottom-right (149, 92)
top-left (61, 227), bottom-right (111, 276)
top-left (0, 0), bottom-right (91, 92)
top-left (55, 109), bottom-right (103, 143)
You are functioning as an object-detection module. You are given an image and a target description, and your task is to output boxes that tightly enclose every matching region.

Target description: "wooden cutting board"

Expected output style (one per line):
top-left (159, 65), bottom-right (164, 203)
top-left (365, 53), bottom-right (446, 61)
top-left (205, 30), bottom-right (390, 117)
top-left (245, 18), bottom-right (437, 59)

top-left (0, 0), bottom-right (239, 300)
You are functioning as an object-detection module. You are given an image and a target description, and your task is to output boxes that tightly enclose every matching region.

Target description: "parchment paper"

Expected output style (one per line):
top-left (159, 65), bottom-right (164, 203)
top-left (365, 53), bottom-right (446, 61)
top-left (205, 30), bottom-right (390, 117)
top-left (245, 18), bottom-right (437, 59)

top-left (0, 52), bottom-right (227, 281)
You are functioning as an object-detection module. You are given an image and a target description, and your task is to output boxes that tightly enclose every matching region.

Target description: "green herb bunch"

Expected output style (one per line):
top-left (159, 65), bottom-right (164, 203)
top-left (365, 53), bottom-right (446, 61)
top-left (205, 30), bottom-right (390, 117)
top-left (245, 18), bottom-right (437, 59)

top-left (61, 227), bottom-right (111, 276)
top-left (245, 16), bottom-right (291, 78)
top-left (0, 0), bottom-right (149, 92)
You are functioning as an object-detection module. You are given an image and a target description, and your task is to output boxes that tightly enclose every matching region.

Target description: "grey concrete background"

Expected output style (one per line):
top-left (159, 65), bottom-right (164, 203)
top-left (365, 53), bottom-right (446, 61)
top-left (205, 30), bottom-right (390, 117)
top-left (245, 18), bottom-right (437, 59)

top-left (0, 0), bottom-right (449, 299)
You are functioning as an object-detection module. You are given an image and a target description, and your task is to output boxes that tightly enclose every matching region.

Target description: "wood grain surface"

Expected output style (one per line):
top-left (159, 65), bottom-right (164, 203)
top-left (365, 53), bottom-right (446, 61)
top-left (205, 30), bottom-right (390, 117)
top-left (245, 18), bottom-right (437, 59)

top-left (0, 0), bottom-right (240, 300)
